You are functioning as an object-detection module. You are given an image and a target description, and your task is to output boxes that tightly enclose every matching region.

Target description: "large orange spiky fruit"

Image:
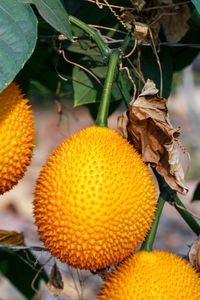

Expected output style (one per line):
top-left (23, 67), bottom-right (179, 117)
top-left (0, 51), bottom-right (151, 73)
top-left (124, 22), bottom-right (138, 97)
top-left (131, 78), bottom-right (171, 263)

top-left (99, 250), bottom-right (200, 299)
top-left (34, 126), bottom-right (156, 270)
top-left (0, 82), bottom-right (35, 194)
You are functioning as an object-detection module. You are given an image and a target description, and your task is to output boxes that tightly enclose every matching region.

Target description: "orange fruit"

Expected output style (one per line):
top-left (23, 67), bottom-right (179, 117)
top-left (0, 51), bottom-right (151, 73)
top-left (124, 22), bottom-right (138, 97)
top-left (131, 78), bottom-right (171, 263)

top-left (34, 126), bottom-right (156, 270)
top-left (99, 250), bottom-right (200, 299)
top-left (0, 82), bottom-right (35, 194)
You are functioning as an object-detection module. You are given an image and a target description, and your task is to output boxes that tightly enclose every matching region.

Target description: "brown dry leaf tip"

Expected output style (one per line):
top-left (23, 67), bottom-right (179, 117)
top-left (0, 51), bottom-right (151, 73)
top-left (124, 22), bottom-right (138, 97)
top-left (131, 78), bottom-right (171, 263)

top-left (0, 230), bottom-right (24, 245)
top-left (131, 0), bottom-right (146, 11)
top-left (118, 79), bottom-right (188, 195)
top-left (188, 236), bottom-right (200, 273)
top-left (134, 22), bottom-right (149, 44)
top-left (47, 262), bottom-right (64, 297)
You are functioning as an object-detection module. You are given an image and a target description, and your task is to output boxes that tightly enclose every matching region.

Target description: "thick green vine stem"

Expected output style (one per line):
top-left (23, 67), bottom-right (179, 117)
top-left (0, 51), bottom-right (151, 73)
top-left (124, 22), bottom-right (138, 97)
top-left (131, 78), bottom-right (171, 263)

top-left (154, 172), bottom-right (200, 236)
top-left (96, 51), bottom-right (120, 127)
top-left (172, 193), bottom-right (200, 236)
top-left (141, 172), bottom-right (170, 252)
top-left (68, 16), bottom-right (110, 59)
top-left (142, 170), bottom-right (200, 252)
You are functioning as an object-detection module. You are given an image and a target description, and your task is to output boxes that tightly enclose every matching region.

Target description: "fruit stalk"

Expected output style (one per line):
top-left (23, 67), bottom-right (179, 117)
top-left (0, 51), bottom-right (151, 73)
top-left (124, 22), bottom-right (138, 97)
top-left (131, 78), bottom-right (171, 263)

top-left (142, 170), bottom-right (200, 252)
top-left (96, 51), bottom-right (120, 127)
top-left (68, 16), bottom-right (110, 59)
top-left (173, 193), bottom-right (200, 235)
top-left (141, 195), bottom-right (165, 252)
top-left (141, 171), bottom-right (169, 251)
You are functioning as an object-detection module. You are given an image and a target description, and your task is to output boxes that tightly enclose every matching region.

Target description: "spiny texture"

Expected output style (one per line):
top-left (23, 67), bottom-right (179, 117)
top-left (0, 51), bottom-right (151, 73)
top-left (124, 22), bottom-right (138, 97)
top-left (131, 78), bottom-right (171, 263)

top-left (99, 250), bottom-right (200, 299)
top-left (0, 82), bottom-right (35, 194)
top-left (34, 127), bottom-right (156, 270)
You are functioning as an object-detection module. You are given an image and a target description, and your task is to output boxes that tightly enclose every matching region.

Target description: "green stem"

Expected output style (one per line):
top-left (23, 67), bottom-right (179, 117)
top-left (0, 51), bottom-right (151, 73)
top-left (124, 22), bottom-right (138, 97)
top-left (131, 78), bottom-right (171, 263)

top-left (68, 16), bottom-right (110, 59)
top-left (96, 51), bottom-right (120, 127)
top-left (141, 171), bottom-right (170, 252)
top-left (141, 195), bottom-right (165, 252)
top-left (173, 194), bottom-right (200, 236)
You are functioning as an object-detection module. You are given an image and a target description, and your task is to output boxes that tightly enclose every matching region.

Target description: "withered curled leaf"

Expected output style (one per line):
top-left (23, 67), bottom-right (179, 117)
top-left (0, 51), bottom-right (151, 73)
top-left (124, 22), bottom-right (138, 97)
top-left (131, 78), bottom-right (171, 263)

top-left (134, 22), bottom-right (149, 44)
top-left (118, 79), bottom-right (188, 195)
top-left (47, 262), bottom-right (64, 297)
top-left (131, 0), bottom-right (146, 12)
top-left (0, 229), bottom-right (24, 245)
top-left (188, 236), bottom-right (200, 272)
top-left (160, 5), bottom-right (191, 42)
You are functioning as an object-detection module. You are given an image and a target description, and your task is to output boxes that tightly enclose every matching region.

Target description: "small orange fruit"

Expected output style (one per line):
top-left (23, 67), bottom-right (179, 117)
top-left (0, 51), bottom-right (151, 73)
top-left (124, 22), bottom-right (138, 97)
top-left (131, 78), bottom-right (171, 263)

top-left (99, 250), bottom-right (200, 299)
top-left (34, 126), bottom-right (156, 270)
top-left (0, 82), bottom-right (35, 194)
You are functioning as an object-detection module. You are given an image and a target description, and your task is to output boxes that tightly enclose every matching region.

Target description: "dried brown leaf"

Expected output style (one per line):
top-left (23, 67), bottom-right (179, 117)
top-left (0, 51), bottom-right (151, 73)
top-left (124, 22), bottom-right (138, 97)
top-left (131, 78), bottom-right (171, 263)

top-left (0, 229), bottom-right (24, 245)
top-left (118, 79), bottom-right (188, 195)
top-left (188, 236), bottom-right (200, 272)
top-left (131, 0), bottom-right (146, 11)
top-left (48, 262), bottom-right (64, 297)
top-left (134, 22), bottom-right (149, 44)
top-left (160, 5), bottom-right (191, 42)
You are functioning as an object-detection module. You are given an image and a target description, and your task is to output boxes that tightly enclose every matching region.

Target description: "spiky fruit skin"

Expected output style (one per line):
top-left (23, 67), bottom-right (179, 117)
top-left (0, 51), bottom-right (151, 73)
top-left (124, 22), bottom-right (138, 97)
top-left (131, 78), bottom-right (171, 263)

top-left (34, 126), bottom-right (156, 270)
top-left (0, 82), bottom-right (35, 194)
top-left (99, 250), bottom-right (200, 300)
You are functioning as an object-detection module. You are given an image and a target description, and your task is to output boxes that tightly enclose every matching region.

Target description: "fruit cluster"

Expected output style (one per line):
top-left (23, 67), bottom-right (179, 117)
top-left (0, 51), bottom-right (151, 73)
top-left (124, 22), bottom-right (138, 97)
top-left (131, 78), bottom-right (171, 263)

top-left (0, 82), bottom-right (199, 299)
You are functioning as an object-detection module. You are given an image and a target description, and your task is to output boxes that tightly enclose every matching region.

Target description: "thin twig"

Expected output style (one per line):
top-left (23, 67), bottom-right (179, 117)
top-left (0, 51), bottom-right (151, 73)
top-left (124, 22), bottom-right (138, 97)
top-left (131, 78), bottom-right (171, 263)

top-left (38, 34), bottom-right (200, 49)
top-left (85, 0), bottom-right (133, 10)
top-left (119, 63), bottom-right (137, 103)
top-left (127, 57), bottom-right (145, 84)
top-left (0, 245), bottom-right (49, 251)
top-left (89, 24), bottom-right (127, 34)
top-left (123, 39), bottom-right (137, 58)
top-left (149, 27), bottom-right (163, 97)
top-left (86, 0), bottom-right (190, 11)
top-left (137, 47), bottom-right (143, 95)
top-left (102, 0), bottom-right (130, 32)
top-left (31, 257), bottom-right (52, 300)
top-left (60, 50), bottom-right (103, 88)
top-left (150, 12), bottom-right (177, 26)
top-left (159, 42), bottom-right (200, 48)
top-left (171, 202), bottom-right (200, 222)
top-left (144, 1), bottom-right (191, 11)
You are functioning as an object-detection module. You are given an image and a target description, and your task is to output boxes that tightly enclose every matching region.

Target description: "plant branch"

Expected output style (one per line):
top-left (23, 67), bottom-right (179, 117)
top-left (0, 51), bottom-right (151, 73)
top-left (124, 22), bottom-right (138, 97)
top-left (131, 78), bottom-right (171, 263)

top-left (171, 194), bottom-right (200, 235)
top-left (141, 171), bottom-right (170, 252)
top-left (96, 51), bottom-right (120, 127)
top-left (0, 245), bottom-right (49, 252)
top-left (68, 15), bottom-right (110, 59)
top-left (38, 34), bottom-right (200, 49)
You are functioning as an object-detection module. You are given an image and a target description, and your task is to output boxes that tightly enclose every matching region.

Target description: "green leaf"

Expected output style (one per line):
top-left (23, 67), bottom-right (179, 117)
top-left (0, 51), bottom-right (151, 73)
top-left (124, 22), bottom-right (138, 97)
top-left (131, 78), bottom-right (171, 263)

top-left (73, 65), bottom-right (101, 106)
top-left (20, 0), bottom-right (72, 40)
top-left (191, 182), bottom-right (200, 202)
top-left (0, 0), bottom-right (37, 92)
top-left (191, 0), bottom-right (200, 13)
top-left (140, 46), bottom-right (173, 99)
top-left (72, 58), bottom-right (126, 106)
top-left (0, 248), bottom-right (48, 299)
